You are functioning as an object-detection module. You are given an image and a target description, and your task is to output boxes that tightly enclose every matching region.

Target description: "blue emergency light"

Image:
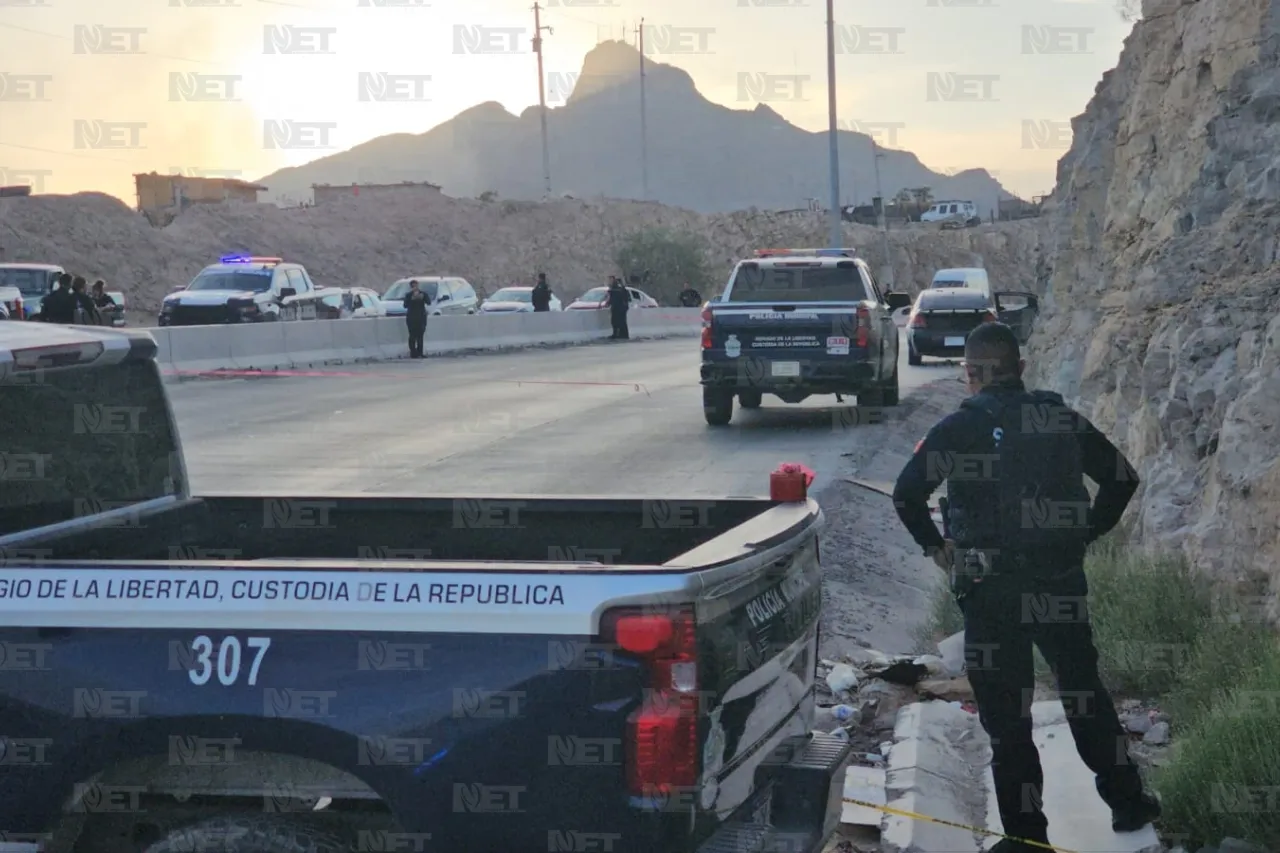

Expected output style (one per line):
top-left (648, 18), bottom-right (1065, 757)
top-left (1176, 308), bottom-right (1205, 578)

top-left (220, 254), bottom-right (283, 264)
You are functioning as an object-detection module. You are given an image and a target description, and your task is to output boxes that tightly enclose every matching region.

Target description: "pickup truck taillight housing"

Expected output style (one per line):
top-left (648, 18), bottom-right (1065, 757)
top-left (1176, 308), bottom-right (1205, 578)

top-left (982, 311), bottom-right (998, 323)
top-left (855, 306), bottom-right (871, 347)
top-left (599, 605), bottom-right (699, 798)
top-left (700, 306), bottom-right (713, 349)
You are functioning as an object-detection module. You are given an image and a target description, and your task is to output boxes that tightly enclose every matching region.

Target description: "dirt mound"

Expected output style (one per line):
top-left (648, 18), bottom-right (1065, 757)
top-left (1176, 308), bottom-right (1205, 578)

top-left (0, 192), bottom-right (1047, 314)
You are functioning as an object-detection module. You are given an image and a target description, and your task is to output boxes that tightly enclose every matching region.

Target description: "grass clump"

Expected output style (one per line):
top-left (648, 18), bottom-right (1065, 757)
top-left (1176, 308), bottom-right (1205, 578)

top-left (907, 532), bottom-right (1280, 847)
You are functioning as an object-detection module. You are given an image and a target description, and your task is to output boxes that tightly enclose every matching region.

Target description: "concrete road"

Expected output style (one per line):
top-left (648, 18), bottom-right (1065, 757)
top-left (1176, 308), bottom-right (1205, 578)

top-left (169, 334), bottom-right (959, 496)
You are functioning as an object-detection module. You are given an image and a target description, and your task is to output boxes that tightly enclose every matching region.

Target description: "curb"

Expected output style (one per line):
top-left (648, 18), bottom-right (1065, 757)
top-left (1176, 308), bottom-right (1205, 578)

top-left (160, 326), bottom-right (699, 382)
top-left (880, 700), bottom-right (990, 853)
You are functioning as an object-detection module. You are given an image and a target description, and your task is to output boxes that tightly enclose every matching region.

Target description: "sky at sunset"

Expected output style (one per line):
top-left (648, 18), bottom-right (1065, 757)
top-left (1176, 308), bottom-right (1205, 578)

top-left (0, 0), bottom-right (1137, 205)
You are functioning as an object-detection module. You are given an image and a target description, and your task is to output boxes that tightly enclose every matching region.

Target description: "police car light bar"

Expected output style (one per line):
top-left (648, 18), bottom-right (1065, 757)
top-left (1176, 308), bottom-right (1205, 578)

top-left (753, 248), bottom-right (858, 258)
top-left (220, 255), bottom-right (283, 264)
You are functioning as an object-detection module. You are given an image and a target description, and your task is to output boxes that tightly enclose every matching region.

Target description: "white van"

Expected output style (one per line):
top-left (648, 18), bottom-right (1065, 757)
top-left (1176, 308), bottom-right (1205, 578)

top-left (920, 200), bottom-right (979, 226)
top-left (930, 268), bottom-right (991, 298)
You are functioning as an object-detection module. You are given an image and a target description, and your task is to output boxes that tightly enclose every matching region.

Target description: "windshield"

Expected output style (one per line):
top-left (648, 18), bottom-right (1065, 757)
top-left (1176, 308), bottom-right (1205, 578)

top-left (727, 264), bottom-right (869, 302)
top-left (383, 280), bottom-right (438, 301)
top-left (0, 359), bottom-right (182, 534)
top-left (0, 268), bottom-right (54, 296)
top-left (186, 271), bottom-right (273, 293)
top-left (580, 287), bottom-right (607, 302)
top-left (489, 288), bottom-right (531, 302)
top-left (932, 280), bottom-right (967, 288)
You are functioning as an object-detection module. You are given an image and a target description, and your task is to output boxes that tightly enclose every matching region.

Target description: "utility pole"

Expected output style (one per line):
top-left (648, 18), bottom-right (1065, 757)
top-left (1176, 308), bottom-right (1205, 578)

top-left (871, 138), bottom-right (892, 285)
top-left (532, 2), bottom-right (553, 197)
top-left (824, 0), bottom-right (841, 248)
top-left (638, 18), bottom-right (649, 199)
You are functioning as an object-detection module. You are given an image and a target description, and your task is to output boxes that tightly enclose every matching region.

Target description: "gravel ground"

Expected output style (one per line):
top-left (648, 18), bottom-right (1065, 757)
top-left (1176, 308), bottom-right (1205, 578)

top-left (815, 373), bottom-right (970, 657)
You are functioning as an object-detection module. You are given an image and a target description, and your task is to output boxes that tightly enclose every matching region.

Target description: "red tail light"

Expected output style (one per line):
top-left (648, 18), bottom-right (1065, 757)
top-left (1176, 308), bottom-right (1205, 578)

top-left (982, 311), bottom-right (997, 323)
top-left (855, 306), bottom-right (870, 347)
top-left (700, 306), bottom-right (713, 349)
top-left (600, 606), bottom-right (699, 797)
top-left (14, 298), bottom-right (24, 320)
top-left (909, 313), bottom-right (927, 328)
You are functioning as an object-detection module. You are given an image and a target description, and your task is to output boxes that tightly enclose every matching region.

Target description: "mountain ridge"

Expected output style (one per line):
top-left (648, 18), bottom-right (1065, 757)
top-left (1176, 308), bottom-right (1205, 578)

top-left (257, 40), bottom-right (1015, 214)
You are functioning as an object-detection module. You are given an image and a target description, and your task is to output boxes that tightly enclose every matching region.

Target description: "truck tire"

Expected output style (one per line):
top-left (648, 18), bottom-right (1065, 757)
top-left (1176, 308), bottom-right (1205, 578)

top-left (907, 341), bottom-right (922, 366)
top-left (738, 390), bottom-right (763, 409)
top-left (703, 388), bottom-right (734, 426)
top-left (142, 815), bottom-right (353, 853)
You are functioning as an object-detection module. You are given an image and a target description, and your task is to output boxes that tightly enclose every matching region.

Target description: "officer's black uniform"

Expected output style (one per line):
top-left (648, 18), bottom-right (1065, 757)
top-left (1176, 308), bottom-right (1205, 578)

top-left (606, 281), bottom-right (630, 339)
top-left (893, 367), bottom-right (1159, 849)
top-left (532, 276), bottom-right (552, 312)
top-left (679, 286), bottom-right (701, 307)
top-left (403, 288), bottom-right (428, 358)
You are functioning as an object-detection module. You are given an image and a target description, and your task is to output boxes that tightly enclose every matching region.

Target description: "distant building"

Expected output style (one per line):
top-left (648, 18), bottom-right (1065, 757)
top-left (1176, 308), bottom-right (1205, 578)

top-left (134, 172), bottom-right (266, 214)
top-left (311, 181), bottom-right (442, 206)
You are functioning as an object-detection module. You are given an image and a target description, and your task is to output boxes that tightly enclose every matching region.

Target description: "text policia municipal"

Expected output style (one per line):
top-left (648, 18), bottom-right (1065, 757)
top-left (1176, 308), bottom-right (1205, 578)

top-left (0, 577), bottom-right (567, 606)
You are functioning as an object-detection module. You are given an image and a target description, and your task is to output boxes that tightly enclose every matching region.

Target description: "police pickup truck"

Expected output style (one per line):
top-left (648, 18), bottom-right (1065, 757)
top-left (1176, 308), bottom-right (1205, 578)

top-left (0, 322), bottom-right (851, 853)
top-left (700, 249), bottom-right (913, 425)
top-left (158, 255), bottom-right (325, 327)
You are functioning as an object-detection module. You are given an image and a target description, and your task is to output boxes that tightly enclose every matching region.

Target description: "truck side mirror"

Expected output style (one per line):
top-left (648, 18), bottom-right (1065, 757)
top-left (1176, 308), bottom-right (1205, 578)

top-left (279, 287), bottom-right (297, 300)
top-left (885, 292), bottom-right (912, 311)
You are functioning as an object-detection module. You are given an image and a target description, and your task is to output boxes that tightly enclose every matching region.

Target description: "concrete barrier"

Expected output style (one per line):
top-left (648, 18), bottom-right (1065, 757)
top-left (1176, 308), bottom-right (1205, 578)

top-left (148, 308), bottom-right (701, 375)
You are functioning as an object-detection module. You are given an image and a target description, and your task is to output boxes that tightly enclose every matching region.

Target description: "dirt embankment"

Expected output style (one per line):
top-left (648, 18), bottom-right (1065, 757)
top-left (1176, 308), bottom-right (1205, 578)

top-left (0, 192), bottom-right (1046, 314)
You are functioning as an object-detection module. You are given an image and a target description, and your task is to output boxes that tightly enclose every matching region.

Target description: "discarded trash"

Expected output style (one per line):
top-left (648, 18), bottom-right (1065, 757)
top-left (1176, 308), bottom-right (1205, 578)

top-left (832, 704), bottom-right (859, 723)
top-left (937, 630), bottom-right (966, 677)
top-left (826, 663), bottom-right (860, 695)
top-left (831, 726), bottom-right (852, 743)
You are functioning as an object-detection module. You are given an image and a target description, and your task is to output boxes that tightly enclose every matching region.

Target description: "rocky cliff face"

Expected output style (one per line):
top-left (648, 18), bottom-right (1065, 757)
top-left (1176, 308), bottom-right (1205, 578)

top-left (1026, 0), bottom-right (1280, 613)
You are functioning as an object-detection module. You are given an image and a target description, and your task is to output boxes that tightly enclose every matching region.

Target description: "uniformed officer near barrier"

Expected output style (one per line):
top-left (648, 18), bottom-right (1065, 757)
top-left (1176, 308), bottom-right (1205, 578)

top-left (891, 322), bottom-right (1161, 853)
top-left (606, 276), bottom-right (630, 340)
top-left (403, 279), bottom-right (428, 359)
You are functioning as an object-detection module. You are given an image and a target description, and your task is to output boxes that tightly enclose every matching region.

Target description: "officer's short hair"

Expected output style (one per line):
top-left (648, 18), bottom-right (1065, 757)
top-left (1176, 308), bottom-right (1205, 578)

top-left (964, 322), bottom-right (1020, 384)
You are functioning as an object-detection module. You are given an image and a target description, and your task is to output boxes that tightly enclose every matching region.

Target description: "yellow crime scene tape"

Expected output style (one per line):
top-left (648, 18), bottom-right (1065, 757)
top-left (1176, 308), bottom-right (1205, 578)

top-left (840, 795), bottom-right (1080, 853)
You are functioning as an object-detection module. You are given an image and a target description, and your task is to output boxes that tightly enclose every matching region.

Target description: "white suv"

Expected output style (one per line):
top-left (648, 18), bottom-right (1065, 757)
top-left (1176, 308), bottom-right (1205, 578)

top-left (920, 200), bottom-right (980, 227)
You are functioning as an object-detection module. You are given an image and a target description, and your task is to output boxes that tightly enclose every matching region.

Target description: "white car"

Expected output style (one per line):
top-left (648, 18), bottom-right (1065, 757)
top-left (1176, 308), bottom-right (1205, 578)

top-left (480, 286), bottom-right (562, 313)
top-left (318, 287), bottom-right (387, 319)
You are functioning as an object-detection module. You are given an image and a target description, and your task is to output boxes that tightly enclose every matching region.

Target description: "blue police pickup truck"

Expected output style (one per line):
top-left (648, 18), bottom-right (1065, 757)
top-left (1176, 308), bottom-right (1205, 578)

top-left (0, 322), bottom-right (851, 853)
top-left (699, 249), bottom-right (913, 425)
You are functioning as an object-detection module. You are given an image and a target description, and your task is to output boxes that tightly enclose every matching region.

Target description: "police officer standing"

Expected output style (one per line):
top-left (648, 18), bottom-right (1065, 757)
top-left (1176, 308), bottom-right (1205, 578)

top-left (402, 279), bottom-right (428, 358)
top-left (531, 273), bottom-right (552, 312)
top-left (678, 283), bottom-right (702, 307)
top-left (891, 322), bottom-right (1160, 853)
top-left (606, 276), bottom-right (630, 340)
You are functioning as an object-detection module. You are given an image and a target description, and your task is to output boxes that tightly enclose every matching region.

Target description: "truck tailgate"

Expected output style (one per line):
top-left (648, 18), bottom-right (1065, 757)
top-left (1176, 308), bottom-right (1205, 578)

top-left (0, 563), bottom-right (672, 845)
top-left (708, 304), bottom-right (864, 361)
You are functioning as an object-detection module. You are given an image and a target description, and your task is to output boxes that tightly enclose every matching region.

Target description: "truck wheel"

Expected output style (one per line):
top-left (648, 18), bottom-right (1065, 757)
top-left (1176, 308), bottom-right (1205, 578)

top-left (703, 388), bottom-right (734, 426)
top-left (738, 390), bottom-right (762, 409)
top-left (142, 815), bottom-right (352, 853)
top-left (907, 341), bottom-right (922, 366)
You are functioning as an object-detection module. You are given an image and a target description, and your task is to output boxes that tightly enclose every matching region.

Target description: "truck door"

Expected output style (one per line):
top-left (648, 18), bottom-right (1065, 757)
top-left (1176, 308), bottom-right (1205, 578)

top-left (859, 264), bottom-right (895, 378)
top-left (994, 291), bottom-right (1039, 342)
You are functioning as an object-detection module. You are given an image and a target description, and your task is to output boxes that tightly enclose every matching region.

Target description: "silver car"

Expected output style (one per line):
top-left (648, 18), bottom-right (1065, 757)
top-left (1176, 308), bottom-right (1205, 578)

top-left (382, 276), bottom-right (479, 317)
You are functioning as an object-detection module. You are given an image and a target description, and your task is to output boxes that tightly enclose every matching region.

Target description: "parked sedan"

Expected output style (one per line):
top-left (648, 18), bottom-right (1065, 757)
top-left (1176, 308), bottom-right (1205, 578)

top-left (317, 287), bottom-right (387, 319)
top-left (567, 285), bottom-right (659, 310)
top-left (480, 286), bottom-right (562, 313)
top-left (906, 288), bottom-right (996, 365)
